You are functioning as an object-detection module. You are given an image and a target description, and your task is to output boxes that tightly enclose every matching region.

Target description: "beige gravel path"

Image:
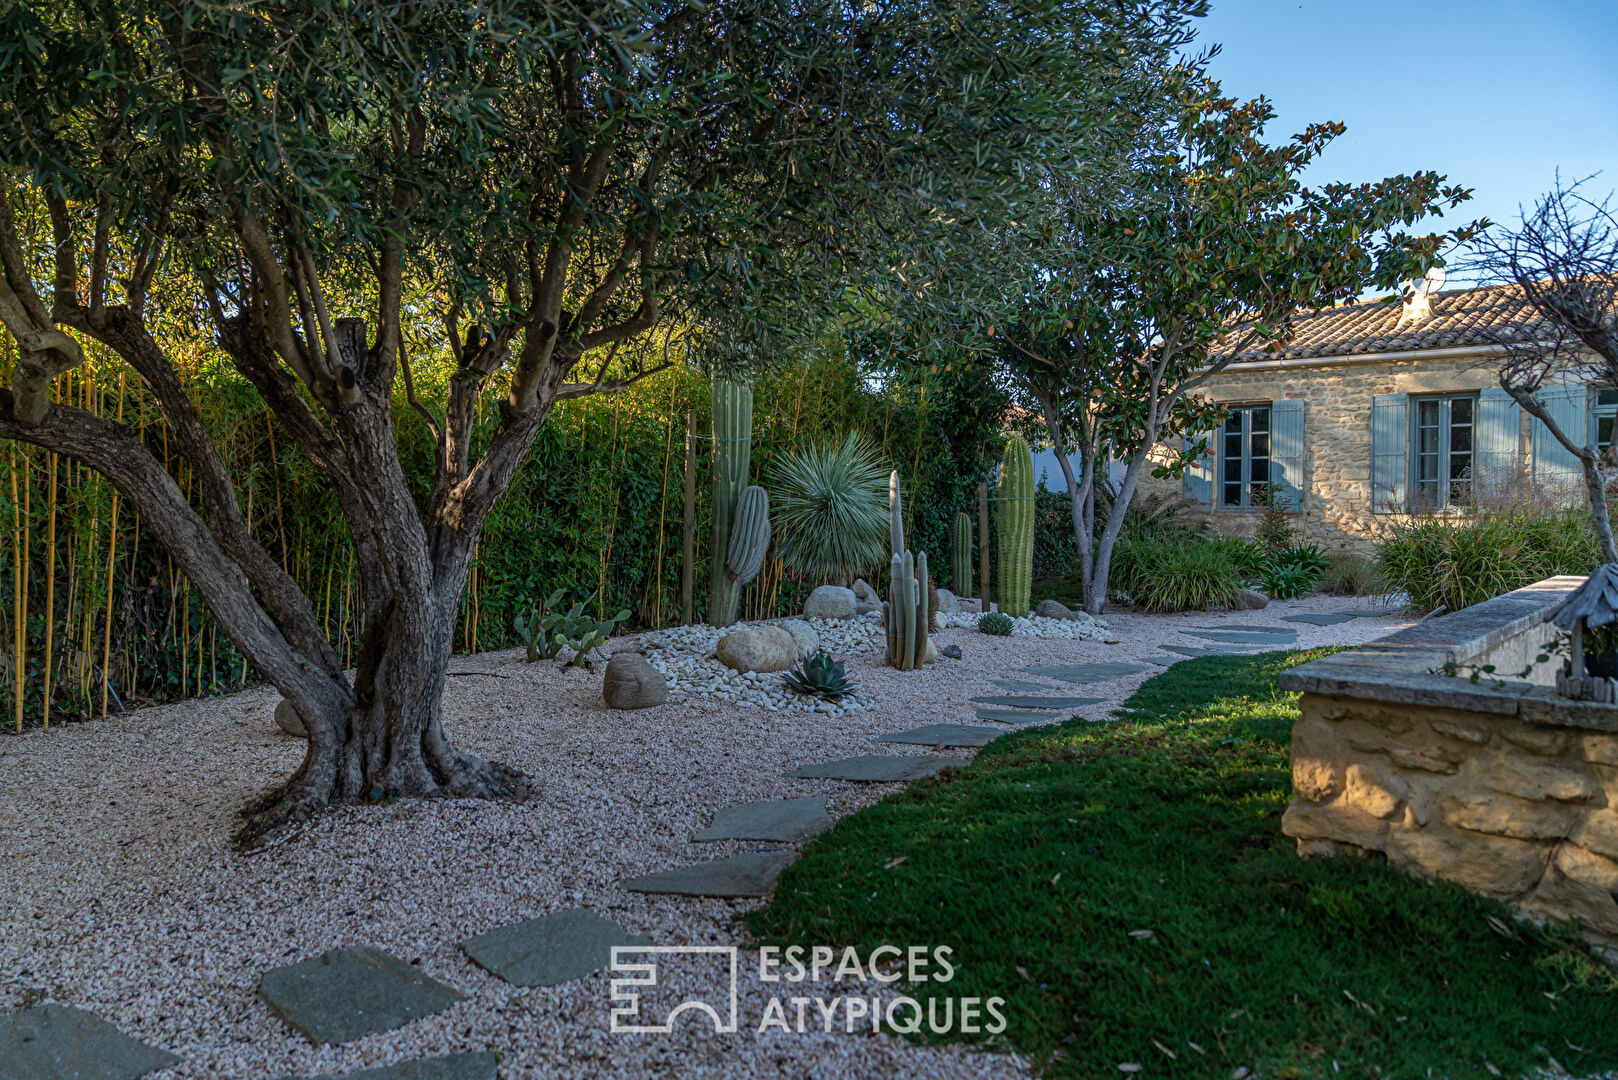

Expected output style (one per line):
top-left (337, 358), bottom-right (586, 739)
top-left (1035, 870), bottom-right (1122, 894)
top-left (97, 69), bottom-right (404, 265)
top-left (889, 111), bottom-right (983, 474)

top-left (0, 595), bottom-right (1412, 1079)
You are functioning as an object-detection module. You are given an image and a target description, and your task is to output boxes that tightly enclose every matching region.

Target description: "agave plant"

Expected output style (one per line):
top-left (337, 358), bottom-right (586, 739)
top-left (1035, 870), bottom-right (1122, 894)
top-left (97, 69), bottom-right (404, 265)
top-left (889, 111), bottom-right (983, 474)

top-left (978, 611), bottom-right (1015, 636)
top-left (770, 431), bottom-right (890, 582)
top-left (782, 651), bottom-right (856, 700)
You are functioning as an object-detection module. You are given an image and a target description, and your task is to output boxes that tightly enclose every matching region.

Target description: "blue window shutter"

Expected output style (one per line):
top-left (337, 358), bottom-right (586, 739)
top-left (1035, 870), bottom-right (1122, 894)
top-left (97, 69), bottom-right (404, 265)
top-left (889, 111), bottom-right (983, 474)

top-left (1269, 399), bottom-right (1306, 511)
top-left (1474, 387), bottom-right (1521, 500)
top-left (1182, 430), bottom-right (1213, 507)
top-left (1370, 394), bottom-right (1408, 514)
top-left (1531, 383), bottom-right (1587, 503)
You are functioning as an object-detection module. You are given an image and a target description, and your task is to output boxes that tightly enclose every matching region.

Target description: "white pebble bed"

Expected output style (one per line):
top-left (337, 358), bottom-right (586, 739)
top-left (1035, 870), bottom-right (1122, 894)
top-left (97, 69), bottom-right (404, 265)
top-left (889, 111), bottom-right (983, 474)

top-left (938, 611), bottom-right (1110, 640)
top-left (0, 594), bottom-right (1414, 1079)
top-left (639, 614), bottom-right (883, 715)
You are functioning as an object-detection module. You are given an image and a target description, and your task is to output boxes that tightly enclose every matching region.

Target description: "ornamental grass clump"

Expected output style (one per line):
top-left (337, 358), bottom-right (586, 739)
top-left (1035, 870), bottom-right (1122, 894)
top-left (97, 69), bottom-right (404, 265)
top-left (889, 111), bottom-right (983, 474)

top-left (1376, 509), bottom-right (1601, 612)
top-left (771, 432), bottom-right (890, 583)
top-left (1111, 535), bottom-right (1242, 612)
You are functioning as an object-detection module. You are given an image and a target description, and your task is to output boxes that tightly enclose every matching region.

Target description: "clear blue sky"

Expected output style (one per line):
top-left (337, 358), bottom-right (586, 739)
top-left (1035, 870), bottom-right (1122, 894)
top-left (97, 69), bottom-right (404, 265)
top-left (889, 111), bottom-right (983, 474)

top-left (1195, 0), bottom-right (1618, 285)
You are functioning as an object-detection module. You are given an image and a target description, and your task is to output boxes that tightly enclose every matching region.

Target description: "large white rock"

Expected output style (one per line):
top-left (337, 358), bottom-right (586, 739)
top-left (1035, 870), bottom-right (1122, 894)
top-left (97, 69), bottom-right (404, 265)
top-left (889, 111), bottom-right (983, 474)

top-left (935, 587), bottom-right (961, 614)
top-left (774, 619), bottom-right (821, 660)
top-left (804, 585), bottom-right (858, 621)
top-left (716, 626), bottom-right (798, 673)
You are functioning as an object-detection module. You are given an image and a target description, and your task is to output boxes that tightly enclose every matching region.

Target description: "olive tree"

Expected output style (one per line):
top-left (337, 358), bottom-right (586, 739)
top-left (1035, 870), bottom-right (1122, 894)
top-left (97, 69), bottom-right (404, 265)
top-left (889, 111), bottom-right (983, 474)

top-left (0, 0), bottom-right (1190, 839)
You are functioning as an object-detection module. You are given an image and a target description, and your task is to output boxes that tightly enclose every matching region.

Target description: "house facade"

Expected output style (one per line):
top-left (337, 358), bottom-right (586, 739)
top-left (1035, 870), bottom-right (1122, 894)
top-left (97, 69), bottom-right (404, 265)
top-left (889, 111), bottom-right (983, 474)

top-left (1139, 281), bottom-right (1606, 553)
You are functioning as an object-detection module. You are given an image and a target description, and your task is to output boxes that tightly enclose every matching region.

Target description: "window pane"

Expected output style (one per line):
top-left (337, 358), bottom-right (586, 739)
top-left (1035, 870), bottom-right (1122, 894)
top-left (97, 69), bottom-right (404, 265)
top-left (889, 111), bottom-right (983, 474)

top-left (1251, 458), bottom-right (1269, 484)
top-left (1451, 397), bottom-right (1473, 424)
top-left (1224, 456), bottom-right (1242, 482)
top-left (1418, 400), bottom-right (1440, 427)
top-left (1601, 416), bottom-right (1614, 449)
top-left (1251, 433), bottom-right (1269, 458)
top-left (1601, 388), bottom-right (1618, 408)
top-left (1450, 453), bottom-right (1472, 482)
top-left (1450, 422), bottom-right (1472, 453)
top-left (1225, 432), bottom-right (1242, 458)
top-left (1418, 425), bottom-right (1439, 456)
top-left (1224, 413), bottom-right (1243, 434)
top-left (1251, 407), bottom-right (1270, 433)
top-left (1223, 483), bottom-right (1241, 506)
top-left (1416, 453), bottom-right (1439, 483)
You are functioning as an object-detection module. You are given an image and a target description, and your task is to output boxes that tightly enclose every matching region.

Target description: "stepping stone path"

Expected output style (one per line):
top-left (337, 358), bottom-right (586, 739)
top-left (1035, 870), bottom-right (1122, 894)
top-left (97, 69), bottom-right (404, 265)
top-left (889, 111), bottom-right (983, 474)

top-left (1191, 623), bottom-right (1293, 633)
top-left (875, 723), bottom-right (1004, 747)
top-left (461, 909), bottom-right (649, 988)
top-left (1159, 644), bottom-right (1255, 658)
top-left (974, 708), bottom-right (1057, 726)
top-left (1021, 662), bottom-right (1152, 684)
top-left (1189, 630), bottom-right (1298, 645)
top-left (0, 1004), bottom-right (178, 1080)
top-left (1281, 613), bottom-right (1357, 626)
top-left (620, 850), bottom-right (796, 898)
top-left (693, 797), bottom-right (833, 843)
top-left (275, 1051), bottom-right (498, 1080)
top-left (787, 754), bottom-right (964, 781)
top-left (1343, 608), bottom-right (1400, 617)
top-left (259, 945), bottom-right (465, 1045)
top-left (969, 695), bottom-right (1104, 709)
top-left (986, 678), bottom-right (1057, 693)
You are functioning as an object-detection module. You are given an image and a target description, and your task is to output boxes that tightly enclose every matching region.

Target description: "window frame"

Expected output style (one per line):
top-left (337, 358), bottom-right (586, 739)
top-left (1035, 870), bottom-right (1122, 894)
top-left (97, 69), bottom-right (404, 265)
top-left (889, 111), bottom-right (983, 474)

top-left (1594, 386), bottom-right (1617, 456)
top-left (1217, 403), bottom-right (1272, 510)
top-left (1409, 392), bottom-right (1479, 512)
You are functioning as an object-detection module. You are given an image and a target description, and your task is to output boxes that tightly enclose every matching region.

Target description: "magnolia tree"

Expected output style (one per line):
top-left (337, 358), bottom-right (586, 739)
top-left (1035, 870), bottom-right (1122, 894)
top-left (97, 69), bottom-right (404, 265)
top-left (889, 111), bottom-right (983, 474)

top-left (0, 0), bottom-right (1198, 839)
top-left (1469, 177), bottom-right (1618, 564)
top-left (891, 78), bottom-right (1480, 613)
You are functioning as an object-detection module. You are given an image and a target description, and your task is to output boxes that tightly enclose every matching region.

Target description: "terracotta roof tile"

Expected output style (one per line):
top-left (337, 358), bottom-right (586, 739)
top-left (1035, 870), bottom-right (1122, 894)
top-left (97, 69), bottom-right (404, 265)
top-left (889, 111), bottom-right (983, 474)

top-left (1217, 280), bottom-right (1548, 364)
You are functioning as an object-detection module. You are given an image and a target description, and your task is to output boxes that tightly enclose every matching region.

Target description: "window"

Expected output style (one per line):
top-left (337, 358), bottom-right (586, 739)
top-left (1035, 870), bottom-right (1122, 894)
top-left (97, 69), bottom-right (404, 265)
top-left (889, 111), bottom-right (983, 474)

top-left (1596, 388), bottom-right (1617, 454)
top-left (1412, 394), bottom-right (1476, 510)
top-left (1220, 405), bottom-right (1270, 508)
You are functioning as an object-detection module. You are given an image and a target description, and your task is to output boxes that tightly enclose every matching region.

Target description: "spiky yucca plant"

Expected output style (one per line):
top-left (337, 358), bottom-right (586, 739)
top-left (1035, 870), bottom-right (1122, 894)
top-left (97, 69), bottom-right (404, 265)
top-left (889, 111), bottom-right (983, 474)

top-left (782, 652), bottom-right (856, 700)
top-left (771, 432), bottom-right (890, 582)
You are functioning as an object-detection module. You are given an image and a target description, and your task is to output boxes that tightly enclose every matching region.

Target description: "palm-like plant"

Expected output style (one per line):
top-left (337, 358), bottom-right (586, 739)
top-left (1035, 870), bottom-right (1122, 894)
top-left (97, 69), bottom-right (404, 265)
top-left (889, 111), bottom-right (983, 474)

top-left (771, 431), bottom-right (890, 582)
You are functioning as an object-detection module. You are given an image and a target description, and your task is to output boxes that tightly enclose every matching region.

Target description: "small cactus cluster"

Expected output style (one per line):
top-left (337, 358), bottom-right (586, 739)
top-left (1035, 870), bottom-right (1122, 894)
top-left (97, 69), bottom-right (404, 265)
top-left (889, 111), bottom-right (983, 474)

top-left (950, 511), bottom-right (973, 597)
top-left (884, 470), bottom-right (930, 670)
top-left (514, 589), bottom-right (631, 665)
top-left (978, 611), bottom-right (1014, 636)
top-left (707, 373), bottom-right (770, 626)
top-left (996, 436), bottom-right (1035, 618)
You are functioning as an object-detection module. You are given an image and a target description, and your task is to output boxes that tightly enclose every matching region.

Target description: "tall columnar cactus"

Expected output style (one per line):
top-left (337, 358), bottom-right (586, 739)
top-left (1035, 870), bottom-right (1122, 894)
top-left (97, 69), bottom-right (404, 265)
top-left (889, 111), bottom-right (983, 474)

top-left (997, 436), bottom-right (1035, 618)
top-left (951, 512), bottom-right (973, 597)
top-left (708, 373), bottom-right (755, 626)
top-left (726, 485), bottom-right (771, 588)
top-left (884, 549), bottom-right (930, 670)
top-left (888, 469), bottom-right (905, 556)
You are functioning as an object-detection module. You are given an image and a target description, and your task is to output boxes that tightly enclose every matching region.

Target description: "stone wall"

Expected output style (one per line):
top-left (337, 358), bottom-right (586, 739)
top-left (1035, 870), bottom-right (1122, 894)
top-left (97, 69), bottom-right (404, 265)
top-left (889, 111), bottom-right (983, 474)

top-left (1279, 577), bottom-right (1618, 952)
top-left (1135, 349), bottom-right (1552, 555)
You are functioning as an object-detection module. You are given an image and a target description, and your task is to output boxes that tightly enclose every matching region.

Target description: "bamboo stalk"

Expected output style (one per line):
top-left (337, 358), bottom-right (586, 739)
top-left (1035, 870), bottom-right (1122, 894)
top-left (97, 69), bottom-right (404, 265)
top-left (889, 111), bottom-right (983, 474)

top-left (10, 448), bottom-right (23, 732)
top-left (100, 372), bottom-right (124, 717)
top-left (680, 408), bottom-right (696, 625)
top-left (42, 448), bottom-right (57, 729)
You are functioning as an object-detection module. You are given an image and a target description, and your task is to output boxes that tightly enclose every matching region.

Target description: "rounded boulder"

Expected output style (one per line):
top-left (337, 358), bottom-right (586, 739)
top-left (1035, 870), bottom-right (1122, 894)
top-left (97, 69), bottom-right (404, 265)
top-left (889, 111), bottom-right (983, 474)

top-left (603, 653), bottom-right (668, 709)
top-left (716, 625), bottom-right (798, 673)
top-left (274, 699), bottom-right (308, 738)
top-left (804, 585), bottom-right (857, 621)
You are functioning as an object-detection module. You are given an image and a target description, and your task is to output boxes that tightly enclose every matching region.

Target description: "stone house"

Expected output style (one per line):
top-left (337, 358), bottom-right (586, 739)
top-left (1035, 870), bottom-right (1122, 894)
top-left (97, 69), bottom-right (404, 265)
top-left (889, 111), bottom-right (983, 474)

top-left (1139, 280), bottom-right (1608, 553)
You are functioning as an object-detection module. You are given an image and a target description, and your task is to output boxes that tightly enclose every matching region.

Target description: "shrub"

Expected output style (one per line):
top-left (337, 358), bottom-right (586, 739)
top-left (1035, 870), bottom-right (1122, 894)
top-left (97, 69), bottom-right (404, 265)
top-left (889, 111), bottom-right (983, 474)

top-left (1320, 554), bottom-right (1381, 596)
top-left (1273, 542), bottom-right (1330, 580)
top-left (978, 611), bottom-right (1015, 635)
top-left (1376, 509), bottom-right (1602, 613)
top-left (1205, 533), bottom-right (1270, 579)
top-left (1261, 562), bottom-right (1316, 600)
top-left (1112, 535), bottom-right (1242, 612)
top-left (771, 431), bottom-right (891, 581)
top-left (1253, 486), bottom-right (1297, 555)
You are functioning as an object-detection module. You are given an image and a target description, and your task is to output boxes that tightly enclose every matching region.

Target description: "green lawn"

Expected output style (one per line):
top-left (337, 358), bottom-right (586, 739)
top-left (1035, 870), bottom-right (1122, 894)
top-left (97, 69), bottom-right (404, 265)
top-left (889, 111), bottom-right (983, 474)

top-left (747, 651), bottom-right (1618, 1078)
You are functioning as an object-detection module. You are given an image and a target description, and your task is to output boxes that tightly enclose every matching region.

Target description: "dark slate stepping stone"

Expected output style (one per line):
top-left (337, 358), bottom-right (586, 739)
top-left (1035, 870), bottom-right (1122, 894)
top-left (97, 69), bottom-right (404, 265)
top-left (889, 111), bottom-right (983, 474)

top-left (986, 678), bottom-right (1056, 693)
top-left (1192, 623), bottom-right (1295, 633)
top-left (1021, 663), bottom-right (1152, 684)
top-left (974, 709), bottom-right (1056, 726)
top-left (875, 723), bottom-right (1004, 747)
top-left (1281, 613), bottom-right (1357, 626)
top-left (275, 1051), bottom-right (499, 1080)
top-left (786, 754), bottom-right (965, 781)
top-left (259, 945), bottom-right (465, 1045)
top-left (0, 1004), bottom-right (178, 1080)
top-left (1189, 630), bottom-right (1297, 645)
top-left (693, 797), bottom-right (833, 843)
top-left (460, 909), bottom-right (650, 988)
top-left (969, 695), bottom-right (1105, 709)
top-left (620, 850), bottom-right (796, 898)
top-left (1160, 644), bottom-right (1254, 658)
top-left (1343, 607), bottom-right (1399, 617)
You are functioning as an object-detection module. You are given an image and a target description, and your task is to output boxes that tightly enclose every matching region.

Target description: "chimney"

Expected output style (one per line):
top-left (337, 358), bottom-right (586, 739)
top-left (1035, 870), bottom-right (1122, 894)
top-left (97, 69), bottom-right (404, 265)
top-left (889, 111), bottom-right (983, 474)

top-left (1397, 266), bottom-right (1447, 328)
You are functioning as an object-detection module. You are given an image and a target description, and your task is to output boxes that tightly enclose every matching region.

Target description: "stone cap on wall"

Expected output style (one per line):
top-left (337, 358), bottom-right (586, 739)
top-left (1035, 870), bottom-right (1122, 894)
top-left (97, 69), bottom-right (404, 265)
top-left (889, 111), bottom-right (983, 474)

top-left (1279, 575), bottom-right (1618, 732)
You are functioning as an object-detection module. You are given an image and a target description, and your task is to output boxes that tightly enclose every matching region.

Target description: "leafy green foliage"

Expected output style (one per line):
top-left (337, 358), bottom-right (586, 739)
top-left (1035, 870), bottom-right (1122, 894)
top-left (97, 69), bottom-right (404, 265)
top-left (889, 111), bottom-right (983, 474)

top-left (1376, 509), bottom-right (1601, 612)
top-left (1112, 534), bottom-right (1241, 612)
top-left (515, 594), bottom-right (630, 667)
top-left (1259, 562), bottom-right (1315, 601)
top-left (1253, 489), bottom-right (1298, 556)
top-left (1203, 533), bottom-right (1269, 579)
top-left (513, 590), bottom-right (570, 662)
top-left (977, 611), bottom-right (1015, 636)
top-left (770, 432), bottom-right (890, 582)
top-left (747, 652), bottom-right (1618, 1077)
top-left (782, 652), bottom-right (855, 701)
top-left (1319, 554), bottom-right (1382, 597)
top-left (1274, 542), bottom-right (1331, 580)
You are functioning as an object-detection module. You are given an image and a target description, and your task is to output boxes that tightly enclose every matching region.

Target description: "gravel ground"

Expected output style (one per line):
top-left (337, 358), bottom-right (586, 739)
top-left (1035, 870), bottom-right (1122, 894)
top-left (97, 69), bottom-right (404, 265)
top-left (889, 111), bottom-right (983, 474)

top-left (0, 595), bottom-right (1412, 1079)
